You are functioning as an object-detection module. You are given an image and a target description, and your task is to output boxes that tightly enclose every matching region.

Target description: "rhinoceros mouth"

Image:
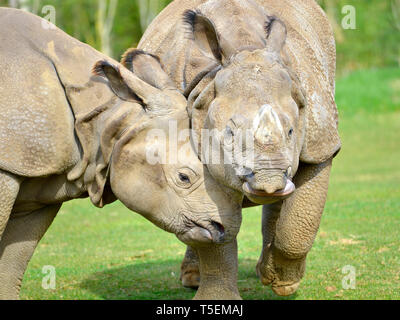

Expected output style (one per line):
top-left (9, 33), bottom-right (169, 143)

top-left (177, 220), bottom-right (226, 246)
top-left (242, 180), bottom-right (295, 205)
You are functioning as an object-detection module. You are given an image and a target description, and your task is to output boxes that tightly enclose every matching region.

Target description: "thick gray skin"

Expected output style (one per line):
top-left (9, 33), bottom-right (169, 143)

top-left (0, 8), bottom-right (242, 300)
top-left (137, 0), bottom-right (341, 296)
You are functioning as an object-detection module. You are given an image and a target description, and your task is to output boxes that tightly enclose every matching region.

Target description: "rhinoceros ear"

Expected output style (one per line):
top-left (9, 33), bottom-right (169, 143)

top-left (183, 10), bottom-right (236, 64)
top-left (93, 60), bottom-right (160, 107)
top-left (265, 16), bottom-right (287, 55)
top-left (121, 49), bottom-right (175, 90)
top-left (187, 74), bottom-right (217, 157)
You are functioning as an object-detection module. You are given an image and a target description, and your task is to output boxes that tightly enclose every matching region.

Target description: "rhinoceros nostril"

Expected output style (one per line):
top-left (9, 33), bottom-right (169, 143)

top-left (211, 221), bottom-right (225, 241)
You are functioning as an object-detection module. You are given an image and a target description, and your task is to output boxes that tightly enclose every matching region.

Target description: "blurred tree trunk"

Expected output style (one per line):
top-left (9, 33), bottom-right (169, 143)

top-left (8, 0), bottom-right (40, 13)
top-left (392, 0), bottom-right (400, 65)
top-left (393, 0), bottom-right (400, 30)
top-left (138, 0), bottom-right (168, 33)
top-left (96, 0), bottom-right (118, 57)
top-left (72, 3), bottom-right (96, 48)
top-left (8, 0), bottom-right (18, 7)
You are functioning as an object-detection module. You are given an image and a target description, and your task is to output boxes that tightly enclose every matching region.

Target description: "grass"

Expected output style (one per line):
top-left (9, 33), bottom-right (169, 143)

top-left (317, 0), bottom-right (400, 75)
top-left (19, 67), bottom-right (400, 300)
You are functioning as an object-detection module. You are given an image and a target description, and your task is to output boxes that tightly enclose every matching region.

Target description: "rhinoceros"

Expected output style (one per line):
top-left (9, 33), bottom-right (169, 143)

top-left (134, 0), bottom-right (341, 297)
top-left (0, 8), bottom-right (242, 300)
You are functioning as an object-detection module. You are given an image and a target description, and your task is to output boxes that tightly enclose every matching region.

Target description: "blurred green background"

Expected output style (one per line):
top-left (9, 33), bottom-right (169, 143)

top-left (0, 0), bottom-right (399, 300)
top-left (0, 0), bottom-right (399, 75)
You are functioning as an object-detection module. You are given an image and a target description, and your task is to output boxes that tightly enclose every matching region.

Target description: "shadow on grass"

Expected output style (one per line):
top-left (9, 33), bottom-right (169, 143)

top-left (80, 258), bottom-right (297, 300)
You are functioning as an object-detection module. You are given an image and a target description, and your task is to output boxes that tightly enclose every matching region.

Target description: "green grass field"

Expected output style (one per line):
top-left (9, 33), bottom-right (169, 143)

top-left (19, 68), bottom-right (400, 300)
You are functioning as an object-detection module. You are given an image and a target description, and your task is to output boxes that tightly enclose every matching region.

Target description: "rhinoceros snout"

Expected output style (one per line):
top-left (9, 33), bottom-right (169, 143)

top-left (244, 168), bottom-right (287, 192)
top-left (242, 168), bottom-right (295, 205)
top-left (177, 219), bottom-right (227, 246)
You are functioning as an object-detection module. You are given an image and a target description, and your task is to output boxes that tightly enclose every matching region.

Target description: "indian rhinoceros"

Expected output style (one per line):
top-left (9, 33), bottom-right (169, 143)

top-left (134, 0), bottom-right (341, 297)
top-left (0, 8), bottom-right (242, 300)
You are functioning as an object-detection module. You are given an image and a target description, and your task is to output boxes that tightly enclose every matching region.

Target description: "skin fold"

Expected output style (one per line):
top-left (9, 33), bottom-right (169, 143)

top-left (0, 8), bottom-right (242, 299)
top-left (135, 0), bottom-right (341, 297)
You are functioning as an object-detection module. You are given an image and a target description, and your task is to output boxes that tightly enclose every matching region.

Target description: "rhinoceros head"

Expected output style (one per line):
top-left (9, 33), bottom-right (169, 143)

top-left (182, 12), bottom-right (309, 204)
top-left (71, 51), bottom-right (241, 246)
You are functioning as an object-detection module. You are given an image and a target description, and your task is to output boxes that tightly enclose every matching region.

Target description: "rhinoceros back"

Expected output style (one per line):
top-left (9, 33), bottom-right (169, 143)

top-left (0, 8), bottom-right (114, 178)
top-left (0, 8), bottom-right (80, 177)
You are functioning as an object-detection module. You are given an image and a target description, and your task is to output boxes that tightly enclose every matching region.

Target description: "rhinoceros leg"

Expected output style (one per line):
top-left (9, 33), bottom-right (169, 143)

top-left (180, 246), bottom-right (200, 289)
top-left (260, 201), bottom-right (283, 251)
top-left (0, 204), bottom-right (60, 300)
top-left (180, 242), bottom-right (241, 299)
top-left (256, 201), bottom-right (282, 279)
top-left (194, 240), bottom-right (241, 300)
top-left (256, 159), bottom-right (332, 296)
top-left (0, 171), bottom-right (21, 241)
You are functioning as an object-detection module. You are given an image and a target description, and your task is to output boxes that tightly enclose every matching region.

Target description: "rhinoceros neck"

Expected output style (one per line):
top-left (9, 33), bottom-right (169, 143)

top-left (185, 0), bottom-right (268, 93)
top-left (11, 8), bottom-right (119, 118)
top-left (43, 42), bottom-right (118, 119)
top-left (198, 0), bottom-right (267, 50)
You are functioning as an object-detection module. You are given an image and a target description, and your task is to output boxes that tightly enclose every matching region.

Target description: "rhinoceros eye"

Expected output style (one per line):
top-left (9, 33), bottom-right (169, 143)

top-left (175, 168), bottom-right (199, 189)
top-left (288, 128), bottom-right (294, 137)
top-left (178, 173), bottom-right (191, 184)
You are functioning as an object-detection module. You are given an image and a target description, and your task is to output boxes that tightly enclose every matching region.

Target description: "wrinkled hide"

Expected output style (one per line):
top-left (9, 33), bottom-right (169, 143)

top-left (137, 0), bottom-right (341, 177)
top-left (0, 8), bottom-right (241, 243)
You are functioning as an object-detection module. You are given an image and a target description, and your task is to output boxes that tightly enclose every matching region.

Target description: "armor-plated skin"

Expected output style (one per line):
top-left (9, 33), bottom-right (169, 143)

top-left (0, 8), bottom-right (242, 299)
top-left (135, 0), bottom-right (341, 298)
